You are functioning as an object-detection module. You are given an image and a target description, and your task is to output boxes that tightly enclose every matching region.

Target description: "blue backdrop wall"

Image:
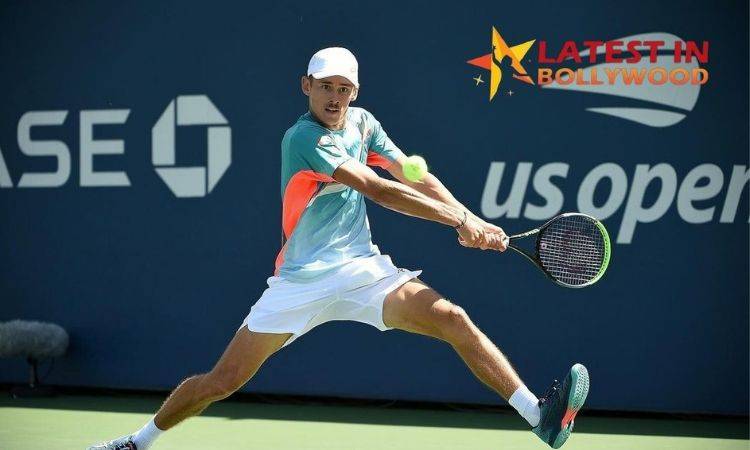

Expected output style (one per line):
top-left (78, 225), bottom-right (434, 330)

top-left (1, 0), bottom-right (747, 415)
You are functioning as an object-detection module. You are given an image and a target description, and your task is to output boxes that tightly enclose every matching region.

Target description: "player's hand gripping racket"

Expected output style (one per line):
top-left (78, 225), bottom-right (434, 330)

top-left (501, 213), bottom-right (611, 288)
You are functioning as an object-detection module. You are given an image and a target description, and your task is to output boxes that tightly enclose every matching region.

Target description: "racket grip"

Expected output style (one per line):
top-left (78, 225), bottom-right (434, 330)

top-left (502, 235), bottom-right (509, 247)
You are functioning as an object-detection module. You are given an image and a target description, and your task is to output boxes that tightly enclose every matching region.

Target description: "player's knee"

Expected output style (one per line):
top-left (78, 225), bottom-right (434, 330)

top-left (203, 365), bottom-right (251, 401)
top-left (436, 303), bottom-right (471, 340)
top-left (448, 304), bottom-right (467, 320)
top-left (447, 304), bottom-right (470, 329)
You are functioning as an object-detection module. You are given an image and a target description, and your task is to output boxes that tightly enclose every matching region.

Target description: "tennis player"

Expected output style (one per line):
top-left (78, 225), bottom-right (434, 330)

top-left (89, 47), bottom-right (589, 450)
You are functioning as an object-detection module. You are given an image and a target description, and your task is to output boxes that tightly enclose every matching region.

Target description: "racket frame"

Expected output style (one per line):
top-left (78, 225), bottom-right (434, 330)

top-left (505, 213), bottom-right (611, 288)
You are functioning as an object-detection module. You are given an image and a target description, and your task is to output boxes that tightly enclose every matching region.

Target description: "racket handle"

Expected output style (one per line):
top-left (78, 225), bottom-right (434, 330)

top-left (502, 235), bottom-right (509, 247)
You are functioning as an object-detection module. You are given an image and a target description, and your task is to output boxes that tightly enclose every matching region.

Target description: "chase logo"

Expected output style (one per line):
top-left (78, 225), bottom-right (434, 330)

top-left (152, 95), bottom-right (232, 198)
top-left (467, 29), bottom-right (709, 127)
top-left (0, 94), bottom-right (232, 198)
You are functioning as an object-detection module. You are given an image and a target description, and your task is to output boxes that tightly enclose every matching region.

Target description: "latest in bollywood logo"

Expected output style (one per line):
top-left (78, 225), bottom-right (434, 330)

top-left (536, 39), bottom-right (709, 86)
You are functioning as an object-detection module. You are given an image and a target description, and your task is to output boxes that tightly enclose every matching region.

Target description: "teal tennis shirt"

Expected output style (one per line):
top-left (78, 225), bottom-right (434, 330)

top-left (275, 107), bottom-right (404, 282)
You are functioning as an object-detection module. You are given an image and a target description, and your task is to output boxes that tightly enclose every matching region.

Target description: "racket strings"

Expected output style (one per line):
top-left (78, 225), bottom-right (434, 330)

top-left (538, 215), bottom-right (605, 286)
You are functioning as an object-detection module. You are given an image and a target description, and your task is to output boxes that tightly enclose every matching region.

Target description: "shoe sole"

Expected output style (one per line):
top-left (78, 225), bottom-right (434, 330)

top-left (552, 363), bottom-right (590, 449)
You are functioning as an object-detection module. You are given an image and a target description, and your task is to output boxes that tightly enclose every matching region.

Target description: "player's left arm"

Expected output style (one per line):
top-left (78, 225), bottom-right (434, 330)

top-left (385, 154), bottom-right (504, 235)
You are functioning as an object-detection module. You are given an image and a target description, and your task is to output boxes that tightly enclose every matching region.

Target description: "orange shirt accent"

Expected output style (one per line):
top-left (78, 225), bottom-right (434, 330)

top-left (274, 170), bottom-right (335, 274)
top-left (366, 151), bottom-right (393, 169)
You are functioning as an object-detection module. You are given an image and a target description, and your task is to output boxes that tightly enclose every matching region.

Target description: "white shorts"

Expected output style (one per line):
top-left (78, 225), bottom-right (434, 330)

top-left (241, 254), bottom-right (422, 347)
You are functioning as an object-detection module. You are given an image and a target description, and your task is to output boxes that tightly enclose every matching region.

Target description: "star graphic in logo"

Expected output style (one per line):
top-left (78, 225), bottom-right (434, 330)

top-left (467, 27), bottom-right (535, 100)
top-left (473, 74), bottom-right (484, 85)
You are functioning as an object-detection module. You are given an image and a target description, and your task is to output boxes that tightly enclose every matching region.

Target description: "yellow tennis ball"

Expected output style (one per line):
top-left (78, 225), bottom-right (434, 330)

top-left (403, 155), bottom-right (428, 182)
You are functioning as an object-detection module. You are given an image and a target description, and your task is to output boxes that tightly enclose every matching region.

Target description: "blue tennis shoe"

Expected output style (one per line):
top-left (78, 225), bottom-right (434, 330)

top-left (532, 363), bottom-right (590, 448)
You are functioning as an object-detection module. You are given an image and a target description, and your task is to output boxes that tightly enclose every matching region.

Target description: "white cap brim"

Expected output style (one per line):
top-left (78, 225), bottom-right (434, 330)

top-left (309, 70), bottom-right (359, 87)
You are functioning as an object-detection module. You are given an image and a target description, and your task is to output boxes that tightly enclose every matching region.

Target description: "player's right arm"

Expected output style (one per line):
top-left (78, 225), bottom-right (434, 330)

top-left (333, 159), bottom-right (502, 250)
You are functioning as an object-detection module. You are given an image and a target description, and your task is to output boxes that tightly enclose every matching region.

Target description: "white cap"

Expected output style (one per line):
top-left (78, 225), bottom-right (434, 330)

top-left (307, 47), bottom-right (359, 87)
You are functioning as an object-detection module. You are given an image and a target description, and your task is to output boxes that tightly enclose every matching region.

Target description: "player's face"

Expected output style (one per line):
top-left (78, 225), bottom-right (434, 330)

top-left (301, 75), bottom-right (358, 130)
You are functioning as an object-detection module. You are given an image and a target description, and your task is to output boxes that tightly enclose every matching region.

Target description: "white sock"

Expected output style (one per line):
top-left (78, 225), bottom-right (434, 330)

top-left (509, 385), bottom-right (541, 427)
top-left (132, 418), bottom-right (164, 450)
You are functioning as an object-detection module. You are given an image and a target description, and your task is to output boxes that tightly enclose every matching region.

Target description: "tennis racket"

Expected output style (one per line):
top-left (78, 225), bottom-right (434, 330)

top-left (501, 213), bottom-right (611, 288)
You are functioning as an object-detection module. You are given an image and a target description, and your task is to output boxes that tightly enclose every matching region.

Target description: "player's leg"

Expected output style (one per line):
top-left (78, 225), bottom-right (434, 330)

top-left (88, 327), bottom-right (291, 450)
top-left (382, 279), bottom-right (589, 449)
top-left (382, 278), bottom-right (525, 400)
top-left (153, 327), bottom-right (291, 429)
